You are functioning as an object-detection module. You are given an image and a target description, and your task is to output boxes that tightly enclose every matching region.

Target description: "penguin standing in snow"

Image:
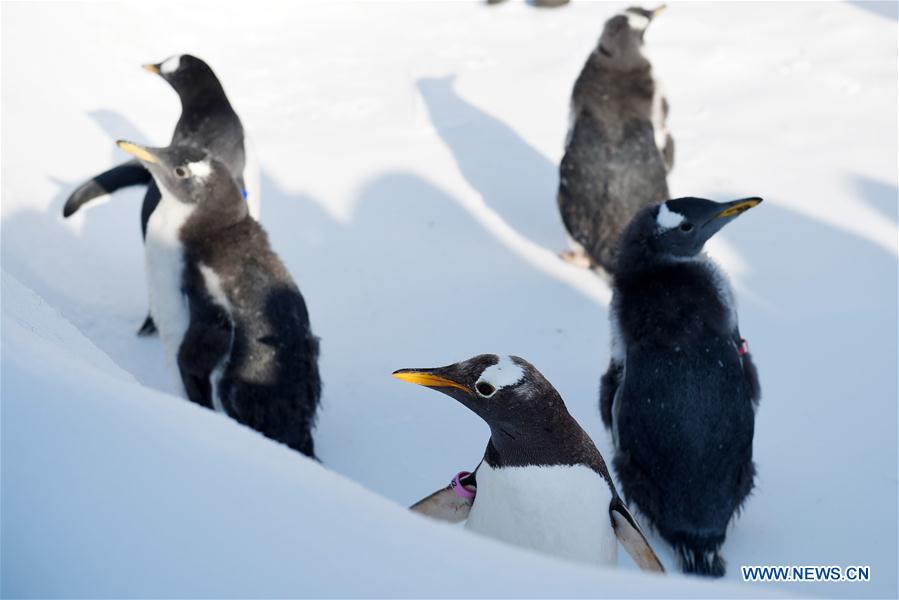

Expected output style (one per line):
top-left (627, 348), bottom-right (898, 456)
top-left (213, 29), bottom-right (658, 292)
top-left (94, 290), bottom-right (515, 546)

top-left (116, 139), bottom-right (319, 457)
top-left (558, 5), bottom-right (672, 273)
top-left (600, 197), bottom-right (762, 577)
top-left (63, 54), bottom-right (260, 336)
top-left (394, 354), bottom-right (664, 572)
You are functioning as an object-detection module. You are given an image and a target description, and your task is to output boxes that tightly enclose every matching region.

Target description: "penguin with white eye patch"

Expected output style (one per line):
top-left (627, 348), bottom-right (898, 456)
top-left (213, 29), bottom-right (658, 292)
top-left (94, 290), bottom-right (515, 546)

top-left (116, 139), bottom-right (320, 458)
top-left (601, 197), bottom-right (763, 577)
top-left (63, 54), bottom-right (259, 336)
top-left (558, 5), bottom-right (672, 272)
top-left (394, 354), bottom-right (664, 572)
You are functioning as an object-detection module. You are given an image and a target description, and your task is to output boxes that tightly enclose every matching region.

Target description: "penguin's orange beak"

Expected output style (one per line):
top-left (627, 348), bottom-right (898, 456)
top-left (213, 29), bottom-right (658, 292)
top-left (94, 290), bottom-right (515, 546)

top-left (716, 198), bottom-right (762, 219)
top-left (116, 140), bottom-right (158, 164)
top-left (651, 4), bottom-right (667, 17)
top-left (392, 370), bottom-right (469, 393)
top-left (142, 63), bottom-right (161, 75)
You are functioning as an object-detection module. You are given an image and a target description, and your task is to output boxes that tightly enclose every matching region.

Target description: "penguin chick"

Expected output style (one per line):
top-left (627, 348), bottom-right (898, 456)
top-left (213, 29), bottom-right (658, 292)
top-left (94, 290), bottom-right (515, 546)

top-left (601, 197), bottom-right (762, 577)
top-left (396, 354), bottom-right (664, 572)
top-left (62, 54), bottom-right (259, 336)
top-left (117, 140), bottom-right (319, 457)
top-left (557, 5), bottom-right (672, 273)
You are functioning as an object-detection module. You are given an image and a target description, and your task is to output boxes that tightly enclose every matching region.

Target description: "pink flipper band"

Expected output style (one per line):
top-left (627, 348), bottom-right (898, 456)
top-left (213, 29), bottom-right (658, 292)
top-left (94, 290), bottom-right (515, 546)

top-left (738, 338), bottom-right (749, 357)
top-left (451, 471), bottom-right (476, 500)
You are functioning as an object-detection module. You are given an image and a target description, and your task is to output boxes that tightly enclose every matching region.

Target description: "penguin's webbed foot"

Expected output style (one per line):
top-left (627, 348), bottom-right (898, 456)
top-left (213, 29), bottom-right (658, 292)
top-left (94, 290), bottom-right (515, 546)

top-left (559, 249), bottom-right (594, 269)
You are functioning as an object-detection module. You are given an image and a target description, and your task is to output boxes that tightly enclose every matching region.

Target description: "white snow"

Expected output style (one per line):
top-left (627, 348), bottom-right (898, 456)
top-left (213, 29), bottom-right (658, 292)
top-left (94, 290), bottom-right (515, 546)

top-left (477, 355), bottom-right (526, 392)
top-left (2, 1), bottom-right (896, 598)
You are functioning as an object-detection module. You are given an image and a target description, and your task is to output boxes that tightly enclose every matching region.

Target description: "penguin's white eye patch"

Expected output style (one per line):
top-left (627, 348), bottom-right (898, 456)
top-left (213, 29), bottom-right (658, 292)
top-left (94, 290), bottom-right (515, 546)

top-left (626, 12), bottom-right (650, 30)
top-left (475, 381), bottom-right (496, 397)
top-left (656, 203), bottom-right (685, 230)
top-left (187, 160), bottom-right (212, 179)
top-left (476, 356), bottom-right (525, 395)
top-left (160, 55), bottom-right (181, 75)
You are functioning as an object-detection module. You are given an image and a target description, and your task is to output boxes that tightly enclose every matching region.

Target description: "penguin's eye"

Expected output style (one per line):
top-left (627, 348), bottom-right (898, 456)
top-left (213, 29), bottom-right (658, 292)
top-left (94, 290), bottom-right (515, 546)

top-left (679, 222), bottom-right (694, 233)
top-left (475, 381), bottom-right (496, 397)
top-left (174, 166), bottom-right (189, 179)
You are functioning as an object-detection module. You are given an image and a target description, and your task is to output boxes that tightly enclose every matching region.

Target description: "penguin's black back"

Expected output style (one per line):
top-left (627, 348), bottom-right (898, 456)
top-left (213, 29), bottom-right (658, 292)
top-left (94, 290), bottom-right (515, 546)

top-left (612, 260), bottom-right (755, 555)
top-left (144, 81), bottom-right (246, 235)
top-left (558, 59), bottom-right (669, 272)
top-left (182, 217), bottom-right (320, 456)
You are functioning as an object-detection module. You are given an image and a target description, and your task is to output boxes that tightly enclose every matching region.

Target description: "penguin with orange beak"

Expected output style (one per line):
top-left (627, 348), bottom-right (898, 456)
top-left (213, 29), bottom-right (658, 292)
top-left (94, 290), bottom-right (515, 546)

top-left (62, 54), bottom-right (259, 336)
top-left (601, 197), bottom-right (763, 577)
top-left (394, 354), bottom-right (664, 573)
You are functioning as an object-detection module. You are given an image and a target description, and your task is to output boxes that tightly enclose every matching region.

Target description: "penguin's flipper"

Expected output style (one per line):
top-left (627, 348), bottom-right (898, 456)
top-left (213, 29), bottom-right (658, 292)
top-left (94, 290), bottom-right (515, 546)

top-left (177, 298), bottom-right (232, 410)
top-left (599, 361), bottom-right (623, 429)
top-left (410, 470), bottom-right (477, 523)
top-left (410, 485), bottom-right (473, 523)
top-left (62, 160), bottom-right (151, 217)
top-left (610, 497), bottom-right (665, 573)
top-left (742, 350), bottom-right (761, 408)
top-left (733, 328), bottom-right (761, 408)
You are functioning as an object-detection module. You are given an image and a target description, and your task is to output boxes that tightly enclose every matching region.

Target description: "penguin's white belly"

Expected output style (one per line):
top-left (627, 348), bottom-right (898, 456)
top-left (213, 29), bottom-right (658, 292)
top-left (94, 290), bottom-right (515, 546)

top-left (466, 463), bottom-right (617, 566)
top-left (144, 189), bottom-right (196, 391)
top-left (650, 84), bottom-right (667, 154)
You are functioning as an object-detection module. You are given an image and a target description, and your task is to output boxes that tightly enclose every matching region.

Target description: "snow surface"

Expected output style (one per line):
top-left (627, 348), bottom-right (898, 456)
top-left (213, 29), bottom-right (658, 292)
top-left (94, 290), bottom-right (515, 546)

top-left (1, 1), bottom-right (896, 598)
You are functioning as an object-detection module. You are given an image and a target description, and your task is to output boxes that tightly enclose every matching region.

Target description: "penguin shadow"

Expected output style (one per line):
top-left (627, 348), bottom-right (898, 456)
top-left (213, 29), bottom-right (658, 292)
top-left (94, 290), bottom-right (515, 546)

top-left (416, 75), bottom-right (567, 254)
top-left (705, 193), bottom-right (897, 581)
top-left (86, 109), bottom-right (154, 162)
top-left (1, 109), bottom-right (177, 394)
top-left (256, 169), bottom-right (610, 508)
top-left (851, 174), bottom-right (898, 226)
top-left (847, 0), bottom-right (898, 20)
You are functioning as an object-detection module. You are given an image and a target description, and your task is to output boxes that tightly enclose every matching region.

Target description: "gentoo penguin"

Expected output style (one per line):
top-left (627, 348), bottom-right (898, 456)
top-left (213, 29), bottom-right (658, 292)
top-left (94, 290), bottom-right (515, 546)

top-left (395, 354), bottom-right (664, 572)
top-left (116, 140), bottom-right (319, 457)
top-left (600, 197), bottom-right (762, 577)
top-left (557, 5), bottom-right (672, 273)
top-left (62, 54), bottom-right (260, 336)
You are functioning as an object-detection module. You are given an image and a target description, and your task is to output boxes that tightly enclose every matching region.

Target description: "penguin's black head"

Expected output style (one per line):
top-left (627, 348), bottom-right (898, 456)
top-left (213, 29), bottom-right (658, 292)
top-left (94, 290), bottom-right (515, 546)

top-left (393, 354), bottom-right (570, 440)
top-left (597, 5), bottom-right (665, 66)
top-left (619, 196), bottom-right (763, 264)
top-left (116, 140), bottom-right (246, 220)
top-left (143, 54), bottom-right (224, 102)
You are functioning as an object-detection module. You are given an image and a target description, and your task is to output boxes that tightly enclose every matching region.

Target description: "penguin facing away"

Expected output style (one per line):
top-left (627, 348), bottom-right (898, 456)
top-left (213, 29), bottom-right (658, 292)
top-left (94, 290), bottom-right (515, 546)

top-left (395, 354), bottom-right (664, 572)
top-left (601, 197), bottom-right (762, 577)
top-left (558, 5), bottom-right (672, 273)
top-left (62, 54), bottom-right (260, 336)
top-left (116, 140), bottom-right (319, 457)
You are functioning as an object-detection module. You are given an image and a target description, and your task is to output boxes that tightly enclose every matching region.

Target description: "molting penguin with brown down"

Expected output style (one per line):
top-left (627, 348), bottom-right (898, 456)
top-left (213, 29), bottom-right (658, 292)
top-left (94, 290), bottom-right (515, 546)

top-left (601, 197), bottom-right (762, 576)
top-left (394, 354), bottom-right (664, 573)
top-left (62, 54), bottom-right (260, 335)
top-left (116, 139), bottom-right (318, 457)
top-left (557, 6), bottom-right (672, 273)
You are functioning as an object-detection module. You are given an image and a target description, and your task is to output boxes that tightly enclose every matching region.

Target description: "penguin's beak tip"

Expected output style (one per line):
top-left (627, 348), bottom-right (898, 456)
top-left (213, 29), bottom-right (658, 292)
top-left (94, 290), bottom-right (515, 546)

top-left (116, 140), bottom-right (158, 164)
top-left (391, 370), bottom-right (469, 393)
top-left (716, 197), bottom-right (763, 219)
top-left (142, 63), bottom-right (161, 75)
top-left (652, 4), bottom-right (667, 17)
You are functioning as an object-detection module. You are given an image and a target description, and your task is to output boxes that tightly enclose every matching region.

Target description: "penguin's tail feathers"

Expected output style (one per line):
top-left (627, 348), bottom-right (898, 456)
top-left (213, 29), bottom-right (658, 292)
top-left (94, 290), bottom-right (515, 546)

top-left (62, 160), bottom-right (151, 217)
top-left (675, 539), bottom-right (726, 578)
